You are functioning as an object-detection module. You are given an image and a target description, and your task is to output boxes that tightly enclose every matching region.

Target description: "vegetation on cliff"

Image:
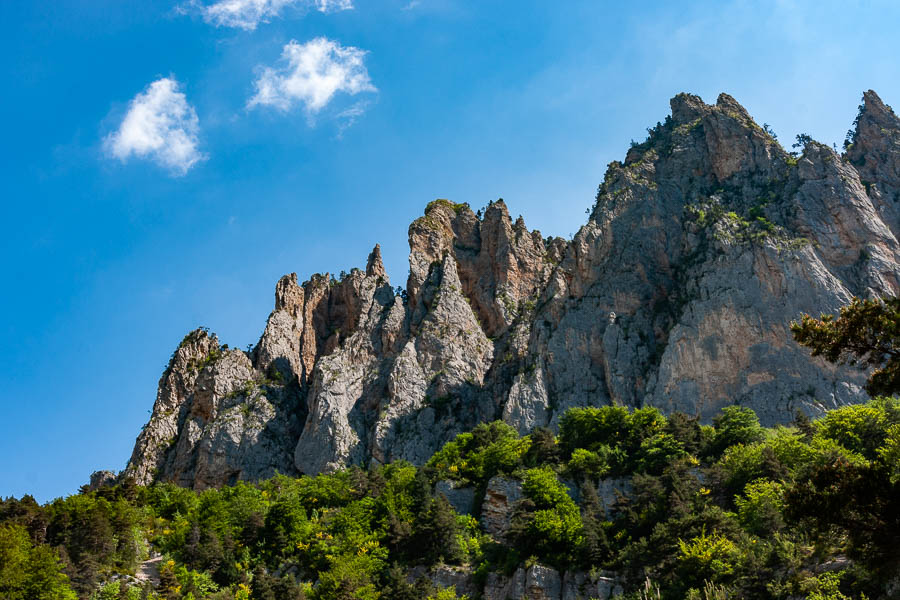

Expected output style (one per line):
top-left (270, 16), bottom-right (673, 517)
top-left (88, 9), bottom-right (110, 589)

top-left (4, 393), bottom-right (900, 599)
top-left (7, 289), bottom-right (900, 599)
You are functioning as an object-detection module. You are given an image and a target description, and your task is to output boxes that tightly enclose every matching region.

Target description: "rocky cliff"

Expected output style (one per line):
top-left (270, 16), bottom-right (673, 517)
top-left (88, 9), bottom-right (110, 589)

top-left (126, 90), bottom-right (900, 488)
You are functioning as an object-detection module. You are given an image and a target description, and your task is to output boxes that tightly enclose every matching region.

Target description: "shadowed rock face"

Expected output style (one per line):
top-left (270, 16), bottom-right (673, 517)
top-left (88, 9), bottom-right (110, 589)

top-left (126, 91), bottom-right (900, 488)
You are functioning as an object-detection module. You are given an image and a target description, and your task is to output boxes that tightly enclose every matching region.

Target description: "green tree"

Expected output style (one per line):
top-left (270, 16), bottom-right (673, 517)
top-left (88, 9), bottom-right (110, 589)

top-left (665, 412), bottom-right (704, 455)
top-left (675, 529), bottom-right (738, 589)
top-left (0, 523), bottom-right (77, 600)
top-left (412, 494), bottom-right (463, 565)
top-left (567, 448), bottom-right (609, 480)
top-left (558, 406), bottom-right (631, 458)
top-left (814, 397), bottom-right (900, 460)
top-left (785, 456), bottom-right (900, 574)
top-left (735, 480), bottom-right (785, 535)
top-left (251, 564), bottom-right (276, 600)
top-left (577, 483), bottom-right (610, 568)
top-left (707, 406), bottom-right (764, 458)
top-left (791, 296), bottom-right (900, 396)
top-left (523, 427), bottom-right (560, 467)
top-left (509, 468), bottom-right (583, 566)
top-left (314, 552), bottom-right (382, 600)
top-left (426, 421), bottom-right (530, 485)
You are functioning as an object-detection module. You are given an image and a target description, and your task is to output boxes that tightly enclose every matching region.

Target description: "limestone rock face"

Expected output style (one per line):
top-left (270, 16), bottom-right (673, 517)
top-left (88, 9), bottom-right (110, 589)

top-left (255, 273), bottom-right (305, 381)
top-left (408, 565), bottom-right (478, 599)
top-left (87, 471), bottom-right (117, 491)
top-left (128, 90), bottom-right (900, 489)
top-left (126, 329), bottom-right (218, 485)
top-left (483, 564), bottom-right (611, 600)
top-left (435, 479), bottom-right (476, 515)
top-left (125, 332), bottom-right (304, 488)
top-left (480, 476), bottom-right (524, 540)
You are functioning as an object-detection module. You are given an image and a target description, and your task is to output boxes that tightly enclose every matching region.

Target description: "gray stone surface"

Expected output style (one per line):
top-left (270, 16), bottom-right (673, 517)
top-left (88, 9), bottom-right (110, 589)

top-left (481, 476), bottom-right (523, 540)
top-left (128, 90), bottom-right (900, 488)
top-left (87, 470), bottom-right (118, 491)
top-left (524, 565), bottom-right (561, 600)
top-left (435, 479), bottom-right (476, 515)
top-left (597, 477), bottom-right (633, 517)
top-left (483, 565), bottom-right (575, 600)
top-left (408, 565), bottom-right (478, 598)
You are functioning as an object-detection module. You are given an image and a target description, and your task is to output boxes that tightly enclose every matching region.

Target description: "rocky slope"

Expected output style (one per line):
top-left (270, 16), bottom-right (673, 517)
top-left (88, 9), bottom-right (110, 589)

top-left (126, 90), bottom-right (900, 488)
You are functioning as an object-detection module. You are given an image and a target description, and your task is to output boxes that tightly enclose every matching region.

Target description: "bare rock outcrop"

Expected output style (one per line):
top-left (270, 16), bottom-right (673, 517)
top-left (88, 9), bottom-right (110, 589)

top-left (126, 329), bottom-right (218, 485)
top-left (87, 470), bottom-right (117, 491)
top-left (481, 476), bottom-right (523, 540)
top-left (126, 330), bottom-right (303, 488)
top-left (128, 90), bottom-right (900, 489)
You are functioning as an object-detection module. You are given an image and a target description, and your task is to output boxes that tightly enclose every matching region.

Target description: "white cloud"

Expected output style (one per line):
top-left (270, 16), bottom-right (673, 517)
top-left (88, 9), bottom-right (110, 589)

top-left (315, 0), bottom-right (353, 11)
top-left (248, 37), bottom-right (376, 116)
top-left (200, 0), bottom-right (352, 31)
top-left (105, 77), bottom-right (204, 176)
top-left (335, 100), bottom-right (370, 137)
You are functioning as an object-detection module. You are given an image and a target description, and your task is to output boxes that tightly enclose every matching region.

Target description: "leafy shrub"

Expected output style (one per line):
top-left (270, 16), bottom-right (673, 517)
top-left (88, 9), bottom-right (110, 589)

top-left (427, 421), bottom-right (530, 485)
top-left (676, 529), bottom-right (738, 586)
top-left (707, 406), bottom-right (765, 458)
top-left (6, 399), bottom-right (900, 599)
top-left (814, 397), bottom-right (900, 460)
top-left (0, 523), bottom-right (77, 600)
top-left (508, 468), bottom-right (583, 567)
top-left (734, 480), bottom-right (784, 535)
top-left (567, 448), bottom-right (609, 480)
top-left (559, 406), bottom-right (683, 475)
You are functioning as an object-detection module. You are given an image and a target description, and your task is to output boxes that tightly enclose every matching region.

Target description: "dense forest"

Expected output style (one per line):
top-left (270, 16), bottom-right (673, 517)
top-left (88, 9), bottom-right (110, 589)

top-left (3, 395), bottom-right (900, 599)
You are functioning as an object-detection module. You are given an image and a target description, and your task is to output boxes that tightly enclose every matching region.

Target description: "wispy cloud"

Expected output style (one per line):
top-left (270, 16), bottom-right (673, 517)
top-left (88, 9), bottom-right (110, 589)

top-left (335, 100), bottom-right (370, 137)
top-left (104, 77), bottom-right (204, 176)
top-left (248, 37), bottom-right (376, 117)
top-left (315, 0), bottom-right (353, 11)
top-left (197, 0), bottom-right (352, 31)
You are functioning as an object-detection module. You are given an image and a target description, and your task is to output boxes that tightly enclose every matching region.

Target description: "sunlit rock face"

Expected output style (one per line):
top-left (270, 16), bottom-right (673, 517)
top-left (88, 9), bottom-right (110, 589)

top-left (127, 91), bottom-right (900, 488)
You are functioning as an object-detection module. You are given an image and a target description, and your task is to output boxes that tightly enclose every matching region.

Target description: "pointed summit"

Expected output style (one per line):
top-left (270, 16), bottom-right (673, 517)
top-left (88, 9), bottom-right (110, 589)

top-left (850, 89), bottom-right (900, 145)
top-left (669, 92), bottom-right (705, 124)
top-left (845, 90), bottom-right (900, 189)
top-left (860, 89), bottom-right (899, 123)
top-left (274, 273), bottom-right (303, 315)
top-left (715, 92), bottom-right (752, 121)
top-left (128, 90), bottom-right (900, 493)
top-left (366, 244), bottom-right (385, 278)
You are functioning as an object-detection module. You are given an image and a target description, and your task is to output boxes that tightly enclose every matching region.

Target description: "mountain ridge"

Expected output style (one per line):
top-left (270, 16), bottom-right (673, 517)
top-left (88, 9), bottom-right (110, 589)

top-left (125, 89), bottom-right (900, 489)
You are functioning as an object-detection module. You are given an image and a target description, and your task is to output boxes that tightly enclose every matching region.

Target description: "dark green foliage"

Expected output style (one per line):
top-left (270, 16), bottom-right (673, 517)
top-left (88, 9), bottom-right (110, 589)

top-left (0, 523), bottom-right (77, 599)
top-left (426, 421), bottom-right (530, 485)
top-left (665, 412), bottom-right (703, 453)
top-left (507, 467), bottom-right (582, 568)
top-left (6, 398), bottom-right (900, 599)
top-left (411, 494), bottom-right (463, 565)
top-left (576, 483), bottom-right (610, 568)
top-left (558, 406), bottom-right (686, 476)
top-left (522, 426), bottom-right (559, 467)
top-left (706, 405), bottom-right (765, 458)
top-left (793, 133), bottom-right (814, 149)
top-left (786, 456), bottom-right (900, 576)
top-left (792, 296), bottom-right (900, 396)
top-left (381, 564), bottom-right (440, 600)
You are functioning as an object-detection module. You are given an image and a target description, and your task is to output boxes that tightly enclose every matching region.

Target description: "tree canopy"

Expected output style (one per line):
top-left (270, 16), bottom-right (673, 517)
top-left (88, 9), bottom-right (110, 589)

top-left (791, 295), bottom-right (900, 396)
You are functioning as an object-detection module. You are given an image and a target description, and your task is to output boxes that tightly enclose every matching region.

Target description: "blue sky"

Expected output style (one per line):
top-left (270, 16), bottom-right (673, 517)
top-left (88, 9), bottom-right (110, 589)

top-left (2, 0), bottom-right (899, 502)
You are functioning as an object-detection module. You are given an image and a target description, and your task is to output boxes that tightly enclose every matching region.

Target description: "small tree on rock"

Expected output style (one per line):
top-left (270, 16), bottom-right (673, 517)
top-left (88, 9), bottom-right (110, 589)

top-left (791, 296), bottom-right (900, 396)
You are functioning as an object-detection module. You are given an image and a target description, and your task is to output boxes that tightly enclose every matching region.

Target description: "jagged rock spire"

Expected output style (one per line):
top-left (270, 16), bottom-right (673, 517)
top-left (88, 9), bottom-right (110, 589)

top-left (127, 90), bottom-right (900, 490)
top-left (366, 244), bottom-right (385, 278)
